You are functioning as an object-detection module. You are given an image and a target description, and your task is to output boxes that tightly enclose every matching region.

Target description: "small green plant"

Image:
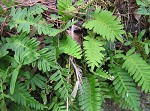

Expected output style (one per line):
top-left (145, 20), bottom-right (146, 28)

top-left (0, 0), bottom-right (150, 111)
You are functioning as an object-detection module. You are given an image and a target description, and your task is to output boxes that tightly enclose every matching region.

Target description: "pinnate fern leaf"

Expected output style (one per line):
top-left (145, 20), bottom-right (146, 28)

top-left (48, 97), bottom-right (66, 111)
top-left (83, 9), bottom-right (125, 42)
top-left (12, 83), bottom-right (47, 110)
top-left (59, 36), bottom-right (81, 59)
top-left (28, 3), bottom-right (48, 15)
top-left (94, 68), bottom-right (114, 80)
top-left (6, 34), bottom-right (40, 65)
top-left (37, 47), bottom-right (58, 72)
top-left (50, 68), bottom-right (72, 100)
top-left (24, 72), bottom-right (47, 90)
top-left (112, 66), bottom-right (140, 111)
top-left (78, 75), bottom-right (102, 111)
top-left (9, 7), bottom-right (60, 36)
top-left (83, 36), bottom-right (105, 71)
top-left (122, 51), bottom-right (150, 93)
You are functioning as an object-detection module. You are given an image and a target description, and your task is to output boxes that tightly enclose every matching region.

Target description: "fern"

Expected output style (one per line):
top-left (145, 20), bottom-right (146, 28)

top-left (108, 85), bottom-right (132, 110)
top-left (78, 75), bottom-right (102, 111)
top-left (57, 0), bottom-right (74, 21)
top-left (112, 66), bottom-right (140, 111)
top-left (122, 50), bottom-right (150, 93)
top-left (83, 8), bottom-right (125, 42)
top-left (37, 47), bottom-right (58, 72)
top-left (28, 3), bottom-right (48, 15)
top-left (83, 36), bottom-right (105, 71)
top-left (48, 97), bottom-right (66, 111)
top-left (23, 72), bottom-right (47, 90)
top-left (94, 68), bottom-right (114, 80)
top-left (50, 68), bottom-right (72, 100)
top-left (9, 7), bottom-right (61, 36)
top-left (59, 36), bottom-right (82, 59)
top-left (12, 82), bottom-right (47, 110)
top-left (136, 0), bottom-right (150, 15)
top-left (5, 34), bottom-right (40, 65)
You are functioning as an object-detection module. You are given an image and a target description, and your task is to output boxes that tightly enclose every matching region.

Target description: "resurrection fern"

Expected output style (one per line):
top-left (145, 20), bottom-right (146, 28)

top-left (108, 85), bottom-right (132, 110)
top-left (5, 34), bottom-right (40, 65)
top-left (83, 36), bottom-right (105, 71)
top-left (50, 68), bottom-right (72, 100)
top-left (12, 83), bottom-right (46, 110)
top-left (112, 66), bottom-right (140, 111)
top-left (28, 3), bottom-right (48, 15)
top-left (59, 36), bottom-right (81, 59)
top-left (94, 68), bottom-right (113, 80)
top-left (36, 47), bottom-right (58, 72)
top-left (122, 51), bottom-right (150, 93)
top-left (83, 8), bottom-right (125, 42)
top-left (78, 75), bottom-right (102, 111)
top-left (48, 97), bottom-right (66, 111)
top-left (9, 7), bottom-right (60, 36)
top-left (23, 72), bottom-right (47, 90)
top-left (57, 0), bottom-right (74, 21)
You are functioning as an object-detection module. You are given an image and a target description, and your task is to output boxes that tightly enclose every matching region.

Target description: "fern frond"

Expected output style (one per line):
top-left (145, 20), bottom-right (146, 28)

top-left (28, 3), bottom-right (48, 15)
top-left (94, 68), bottom-right (114, 80)
top-left (9, 7), bottom-right (60, 36)
top-left (108, 85), bottom-right (132, 110)
top-left (37, 47), bottom-right (58, 72)
top-left (6, 34), bottom-right (40, 65)
top-left (48, 97), bottom-right (66, 111)
top-left (78, 75), bottom-right (102, 111)
top-left (112, 66), bottom-right (140, 111)
top-left (59, 36), bottom-right (81, 59)
top-left (12, 82), bottom-right (47, 110)
top-left (50, 68), bottom-right (72, 100)
top-left (122, 52), bottom-right (150, 93)
top-left (83, 36), bottom-right (105, 71)
top-left (83, 8), bottom-right (125, 42)
top-left (23, 72), bottom-right (47, 90)
top-left (57, 0), bottom-right (74, 21)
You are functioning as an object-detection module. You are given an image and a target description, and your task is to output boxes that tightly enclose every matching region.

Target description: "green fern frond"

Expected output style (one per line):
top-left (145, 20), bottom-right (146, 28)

top-left (83, 36), bottom-right (105, 71)
top-left (28, 3), bottom-right (48, 15)
top-left (48, 97), bottom-right (66, 111)
top-left (78, 75), bottom-right (102, 111)
top-left (6, 34), bottom-right (40, 65)
top-left (9, 7), bottom-right (60, 36)
top-left (94, 68), bottom-right (114, 80)
top-left (12, 82), bottom-right (47, 110)
top-left (37, 47), bottom-right (58, 72)
top-left (112, 66), bottom-right (140, 111)
top-left (50, 68), bottom-right (72, 100)
top-left (83, 8), bottom-right (125, 42)
top-left (59, 36), bottom-right (81, 59)
top-left (23, 72), bottom-right (47, 90)
top-left (108, 85), bottom-right (132, 110)
top-left (57, 0), bottom-right (74, 21)
top-left (122, 51), bottom-right (150, 93)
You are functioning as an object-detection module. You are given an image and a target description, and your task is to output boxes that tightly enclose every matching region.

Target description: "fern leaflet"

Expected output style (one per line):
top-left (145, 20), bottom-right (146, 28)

top-left (112, 66), bottom-right (140, 111)
top-left (83, 8), bottom-right (125, 42)
top-left (78, 75), bottom-right (102, 111)
top-left (12, 82), bottom-right (47, 110)
top-left (36, 47), bottom-right (58, 72)
top-left (9, 7), bottom-right (60, 36)
top-left (122, 51), bottom-right (150, 93)
top-left (83, 36), bottom-right (105, 71)
top-left (50, 68), bottom-right (72, 100)
top-left (59, 36), bottom-right (81, 59)
top-left (6, 34), bottom-right (40, 65)
top-left (48, 97), bottom-right (66, 111)
top-left (23, 72), bottom-right (47, 90)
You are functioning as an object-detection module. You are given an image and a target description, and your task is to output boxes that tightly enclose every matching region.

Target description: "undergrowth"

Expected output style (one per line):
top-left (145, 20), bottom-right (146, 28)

top-left (0, 0), bottom-right (150, 111)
